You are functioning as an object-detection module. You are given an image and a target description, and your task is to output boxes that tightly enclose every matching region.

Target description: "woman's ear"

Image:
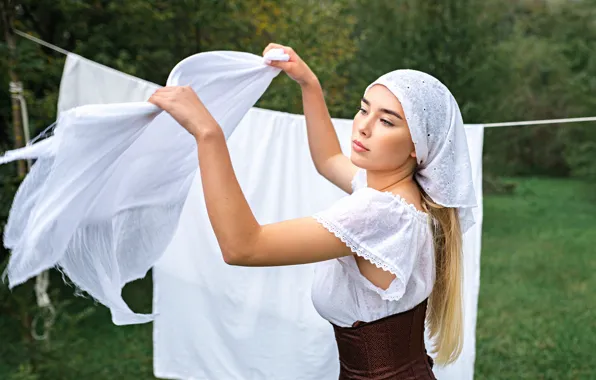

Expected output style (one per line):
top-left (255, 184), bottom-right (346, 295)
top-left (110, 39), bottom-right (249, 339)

top-left (410, 150), bottom-right (417, 158)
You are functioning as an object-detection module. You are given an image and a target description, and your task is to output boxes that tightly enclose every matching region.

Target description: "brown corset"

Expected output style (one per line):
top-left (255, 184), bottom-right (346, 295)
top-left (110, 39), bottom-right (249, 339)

top-left (331, 300), bottom-right (436, 380)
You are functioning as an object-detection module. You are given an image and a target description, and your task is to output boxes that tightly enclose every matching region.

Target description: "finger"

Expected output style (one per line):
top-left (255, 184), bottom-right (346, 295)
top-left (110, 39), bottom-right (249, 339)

top-left (266, 60), bottom-right (292, 71)
top-left (263, 42), bottom-right (285, 56)
top-left (150, 90), bottom-right (168, 99)
top-left (148, 92), bottom-right (169, 108)
top-left (147, 95), bottom-right (160, 107)
top-left (151, 88), bottom-right (170, 99)
top-left (263, 42), bottom-right (284, 55)
top-left (147, 94), bottom-right (161, 106)
top-left (272, 46), bottom-right (298, 63)
top-left (157, 86), bottom-right (178, 93)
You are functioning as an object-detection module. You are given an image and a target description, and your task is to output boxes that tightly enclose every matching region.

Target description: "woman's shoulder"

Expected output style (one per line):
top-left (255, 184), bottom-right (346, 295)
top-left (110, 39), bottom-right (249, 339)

top-left (348, 187), bottom-right (430, 224)
top-left (349, 169), bottom-right (428, 223)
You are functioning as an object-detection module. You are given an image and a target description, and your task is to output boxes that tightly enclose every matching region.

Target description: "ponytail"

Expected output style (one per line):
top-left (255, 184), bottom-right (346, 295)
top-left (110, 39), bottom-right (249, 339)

top-left (420, 189), bottom-right (464, 365)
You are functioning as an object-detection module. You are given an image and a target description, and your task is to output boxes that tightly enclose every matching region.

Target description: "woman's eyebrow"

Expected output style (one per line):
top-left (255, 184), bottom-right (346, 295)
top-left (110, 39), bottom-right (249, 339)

top-left (361, 97), bottom-right (403, 120)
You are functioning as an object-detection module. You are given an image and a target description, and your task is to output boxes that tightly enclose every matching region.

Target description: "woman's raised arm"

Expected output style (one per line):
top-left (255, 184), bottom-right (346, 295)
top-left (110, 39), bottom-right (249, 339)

top-left (264, 43), bottom-right (358, 193)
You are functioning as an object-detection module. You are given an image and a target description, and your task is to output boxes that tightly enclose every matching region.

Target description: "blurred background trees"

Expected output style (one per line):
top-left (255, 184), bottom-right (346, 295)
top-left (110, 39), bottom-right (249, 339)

top-left (2, 0), bottom-right (595, 179)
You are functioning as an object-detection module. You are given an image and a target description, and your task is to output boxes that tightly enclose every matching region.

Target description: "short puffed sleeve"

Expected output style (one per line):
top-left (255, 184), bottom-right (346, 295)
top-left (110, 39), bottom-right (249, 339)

top-left (351, 168), bottom-right (367, 192)
top-left (313, 187), bottom-right (433, 301)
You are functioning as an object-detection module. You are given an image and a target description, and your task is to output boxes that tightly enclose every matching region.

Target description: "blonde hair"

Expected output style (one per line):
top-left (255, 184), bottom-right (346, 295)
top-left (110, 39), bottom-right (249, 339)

top-left (419, 189), bottom-right (464, 365)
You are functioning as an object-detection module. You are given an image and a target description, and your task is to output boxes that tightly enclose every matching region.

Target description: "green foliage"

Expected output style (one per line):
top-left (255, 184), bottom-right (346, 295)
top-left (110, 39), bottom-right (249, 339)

top-left (2, 0), bottom-right (596, 178)
top-left (0, 252), bottom-right (97, 378)
top-left (1, 273), bottom-right (153, 380)
top-left (479, 0), bottom-right (596, 179)
top-left (8, 363), bottom-right (39, 380)
top-left (563, 125), bottom-right (596, 180)
top-left (347, 0), bottom-right (499, 119)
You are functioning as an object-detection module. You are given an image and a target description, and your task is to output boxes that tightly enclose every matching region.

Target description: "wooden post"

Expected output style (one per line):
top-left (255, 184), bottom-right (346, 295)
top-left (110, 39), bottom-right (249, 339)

top-left (1, 0), bottom-right (27, 179)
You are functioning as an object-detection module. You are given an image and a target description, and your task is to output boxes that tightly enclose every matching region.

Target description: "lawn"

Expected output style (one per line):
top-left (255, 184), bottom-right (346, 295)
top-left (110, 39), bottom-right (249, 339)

top-left (1, 177), bottom-right (595, 379)
top-left (476, 178), bottom-right (596, 379)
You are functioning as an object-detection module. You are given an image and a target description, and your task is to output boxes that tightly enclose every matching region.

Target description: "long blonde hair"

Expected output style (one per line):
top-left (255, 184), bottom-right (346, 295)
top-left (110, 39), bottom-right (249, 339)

top-left (419, 188), bottom-right (464, 365)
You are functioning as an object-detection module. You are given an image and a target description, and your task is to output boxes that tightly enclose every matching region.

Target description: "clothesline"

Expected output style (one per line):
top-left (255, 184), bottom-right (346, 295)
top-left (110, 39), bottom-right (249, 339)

top-left (14, 29), bottom-right (596, 129)
top-left (483, 116), bottom-right (596, 128)
top-left (14, 29), bottom-right (70, 55)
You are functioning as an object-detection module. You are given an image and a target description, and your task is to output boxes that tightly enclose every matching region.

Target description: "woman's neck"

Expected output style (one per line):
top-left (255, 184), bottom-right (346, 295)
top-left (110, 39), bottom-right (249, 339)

top-left (366, 166), bottom-right (416, 193)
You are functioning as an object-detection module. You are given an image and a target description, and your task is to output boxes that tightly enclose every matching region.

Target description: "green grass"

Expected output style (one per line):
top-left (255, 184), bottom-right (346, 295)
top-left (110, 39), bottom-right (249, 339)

top-left (476, 178), bottom-right (596, 379)
top-left (0, 277), bottom-right (156, 380)
top-left (1, 177), bottom-right (595, 379)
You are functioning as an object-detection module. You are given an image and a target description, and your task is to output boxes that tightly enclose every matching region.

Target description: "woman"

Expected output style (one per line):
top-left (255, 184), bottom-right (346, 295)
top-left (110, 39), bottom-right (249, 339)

top-left (149, 43), bottom-right (476, 379)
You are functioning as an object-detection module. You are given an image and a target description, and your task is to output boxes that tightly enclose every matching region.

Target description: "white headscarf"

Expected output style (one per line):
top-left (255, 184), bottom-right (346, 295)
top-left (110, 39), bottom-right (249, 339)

top-left (366, 69), bottom-right (477, 232)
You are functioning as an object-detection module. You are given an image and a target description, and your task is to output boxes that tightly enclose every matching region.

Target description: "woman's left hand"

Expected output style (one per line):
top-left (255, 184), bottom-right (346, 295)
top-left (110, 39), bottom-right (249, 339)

top-left (148, 86), bottom-right (218, 137)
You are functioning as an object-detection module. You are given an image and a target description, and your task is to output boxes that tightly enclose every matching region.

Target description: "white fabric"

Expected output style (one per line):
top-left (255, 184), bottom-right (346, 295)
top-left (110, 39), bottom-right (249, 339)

top-left (57, 54), bottom-right (161, 114)
top-left (311, 183), bottom-right (435, 327)
top-left (439, 124), bottom-right (484, 380)
top-left (0, 137), bottom-right (56, 164)
top-left (2, 49), bottom-right (289, 325)
top-left (153, 112), bottom-right (484, 380)
top-left (1, 53), bottom-right (484, 379)
top-left (367, 70), bottom-right (477, 232)
top-left (153, 108), bottom-right (353, 380)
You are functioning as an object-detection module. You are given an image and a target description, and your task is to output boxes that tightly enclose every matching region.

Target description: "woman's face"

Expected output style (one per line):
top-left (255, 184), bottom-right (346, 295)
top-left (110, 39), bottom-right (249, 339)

top-left (350, 84), bottom-right (416, 171)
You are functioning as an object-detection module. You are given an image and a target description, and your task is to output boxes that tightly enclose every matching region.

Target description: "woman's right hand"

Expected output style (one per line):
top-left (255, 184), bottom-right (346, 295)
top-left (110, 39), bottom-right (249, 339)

top-left (263, 43), bottom-right (318, 87)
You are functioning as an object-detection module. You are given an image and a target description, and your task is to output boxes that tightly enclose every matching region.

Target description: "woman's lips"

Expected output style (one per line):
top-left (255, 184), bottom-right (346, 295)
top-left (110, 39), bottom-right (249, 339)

top-left (352, 140), bottom-right (369, 152)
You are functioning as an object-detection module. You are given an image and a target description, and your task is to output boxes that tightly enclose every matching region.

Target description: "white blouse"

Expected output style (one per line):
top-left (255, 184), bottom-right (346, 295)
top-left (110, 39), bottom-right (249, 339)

top-left (311, 169), bottom-right (436, 327)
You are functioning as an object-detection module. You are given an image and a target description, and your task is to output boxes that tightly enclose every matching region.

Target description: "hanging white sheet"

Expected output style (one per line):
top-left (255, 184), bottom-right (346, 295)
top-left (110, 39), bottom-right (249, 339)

top-left (57, 54), bottom-right (161, 114)
top-left (152, 110), bottom-right (484, 380)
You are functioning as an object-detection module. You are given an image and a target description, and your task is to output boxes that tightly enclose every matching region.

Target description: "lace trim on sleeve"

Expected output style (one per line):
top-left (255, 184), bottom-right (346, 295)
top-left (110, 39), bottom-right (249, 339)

top-left (313, 214), bottom-right (407, 302)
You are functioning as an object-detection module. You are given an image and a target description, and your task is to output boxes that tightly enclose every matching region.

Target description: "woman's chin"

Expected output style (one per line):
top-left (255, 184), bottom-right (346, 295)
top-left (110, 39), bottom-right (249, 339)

top-left (349, 155), bottom-right (367, 168)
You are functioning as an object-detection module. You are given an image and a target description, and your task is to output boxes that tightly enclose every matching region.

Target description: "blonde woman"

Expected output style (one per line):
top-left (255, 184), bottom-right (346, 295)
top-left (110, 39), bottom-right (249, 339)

top-left (149, 43), bottom-right (477, 380)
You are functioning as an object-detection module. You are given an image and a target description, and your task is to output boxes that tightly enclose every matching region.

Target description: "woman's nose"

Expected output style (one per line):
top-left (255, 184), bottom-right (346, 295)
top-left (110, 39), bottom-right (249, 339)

top-left (358, 119), bottom-right (372, 136)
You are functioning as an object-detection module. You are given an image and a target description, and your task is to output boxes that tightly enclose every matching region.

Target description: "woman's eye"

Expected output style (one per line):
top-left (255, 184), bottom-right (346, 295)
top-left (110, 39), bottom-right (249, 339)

top-left (359, 107), bottom-right (368, 115)
top-left (381, 119), bottom-right (394, 127)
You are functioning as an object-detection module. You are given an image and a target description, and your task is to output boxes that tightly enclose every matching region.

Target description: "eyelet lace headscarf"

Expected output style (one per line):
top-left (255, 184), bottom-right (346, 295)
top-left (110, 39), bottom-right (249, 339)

top-left (366, 70), bottom-right (477, 232)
